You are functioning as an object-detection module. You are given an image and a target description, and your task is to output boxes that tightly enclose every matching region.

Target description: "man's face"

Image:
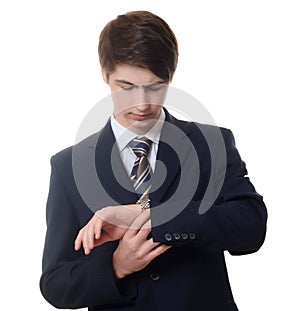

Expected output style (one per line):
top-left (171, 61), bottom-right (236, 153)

top-left (103, 64), bottom-right (169, 134)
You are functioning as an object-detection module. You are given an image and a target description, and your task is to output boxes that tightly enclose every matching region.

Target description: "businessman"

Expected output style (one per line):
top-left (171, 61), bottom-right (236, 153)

top-left (40, 11), bottom-right (267, 311)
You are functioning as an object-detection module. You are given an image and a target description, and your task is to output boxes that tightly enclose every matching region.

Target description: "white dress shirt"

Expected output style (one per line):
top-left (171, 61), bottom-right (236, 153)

top-left (110, 109), bottom-right (165, 176)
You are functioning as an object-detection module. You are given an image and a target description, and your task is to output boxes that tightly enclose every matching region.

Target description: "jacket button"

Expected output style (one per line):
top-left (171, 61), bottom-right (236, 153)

top-left (173, 233), bottom-right (180, 240)
top-left (189, 233), bottom-right (196, 240)
top-left (181, 233), bottom-right (188, 240)
top-left (164, 233), bottom-right (172, 241)
top-left (150, 272), bottom-right (160, 281)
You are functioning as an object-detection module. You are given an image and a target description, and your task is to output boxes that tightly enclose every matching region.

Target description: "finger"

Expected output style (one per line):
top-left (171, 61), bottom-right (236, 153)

top-left (82, 229), bottom-right (91, 255)
top-left (127, 209), bottom-right (150, 234)
top-left (134, 219), bottom-right (152, 243)
top-left (94, 221), bottom-right (102, 240)
top-left (94, 231), bottom-right (114, 246)
top-left (87, 222), bottom-right (96, 250)
top-left (140, 218), bottom-right (152, 230)
top-left (136, 237), bottom-right (161, 255)
top-left (146, 244), bottom-right (172, 262)
top-left (74, 230), bottom-right (83, 251)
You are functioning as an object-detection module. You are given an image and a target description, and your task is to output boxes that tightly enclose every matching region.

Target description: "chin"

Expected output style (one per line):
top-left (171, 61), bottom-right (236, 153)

top-left (130, 119), bottom-right (155, 133)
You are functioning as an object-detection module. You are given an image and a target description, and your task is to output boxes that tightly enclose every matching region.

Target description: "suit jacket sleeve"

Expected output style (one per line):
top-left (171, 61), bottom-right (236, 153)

top-left (40, 156), bottom-right (136, 309)
top-left (151, 128), bottom-right (267, 255)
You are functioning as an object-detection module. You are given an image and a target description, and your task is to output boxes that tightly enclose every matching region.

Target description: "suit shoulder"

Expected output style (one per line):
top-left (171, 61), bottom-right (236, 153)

top-left (174, 117), bottom-right (234, 139)
top-left (190, 121), bottom-right (232, 134)
top-left (51, 131), bottom-right (100, 168)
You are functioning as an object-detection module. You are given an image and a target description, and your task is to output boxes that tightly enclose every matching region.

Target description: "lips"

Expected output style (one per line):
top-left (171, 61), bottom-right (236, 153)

top-left (131, 113), bottom-right (151, 121)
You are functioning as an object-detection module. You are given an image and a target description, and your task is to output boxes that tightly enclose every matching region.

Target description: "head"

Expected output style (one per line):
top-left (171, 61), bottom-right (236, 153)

top-left (98, 11), bottom-right (178, 133)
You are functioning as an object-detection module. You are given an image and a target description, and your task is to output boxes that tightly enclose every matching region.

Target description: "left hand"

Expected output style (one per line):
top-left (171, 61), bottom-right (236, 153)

top-left (74, 204), bottom-right (142, 255)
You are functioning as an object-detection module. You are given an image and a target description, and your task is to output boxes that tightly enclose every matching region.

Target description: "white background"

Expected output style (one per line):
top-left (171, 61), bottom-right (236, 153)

top-left (1, 0), bottom-right (299, 309)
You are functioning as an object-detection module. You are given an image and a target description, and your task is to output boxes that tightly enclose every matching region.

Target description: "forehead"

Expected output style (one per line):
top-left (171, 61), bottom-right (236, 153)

top-left (109, 64), bottom-right (163, 84)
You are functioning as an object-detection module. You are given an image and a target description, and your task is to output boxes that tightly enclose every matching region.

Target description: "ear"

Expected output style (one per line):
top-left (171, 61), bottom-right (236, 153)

top-left (101, 68), bottom-right (108, 83)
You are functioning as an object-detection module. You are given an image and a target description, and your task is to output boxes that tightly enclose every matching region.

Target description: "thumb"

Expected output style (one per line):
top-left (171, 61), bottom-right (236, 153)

top-left (94, 231), bottom-right (114, 247)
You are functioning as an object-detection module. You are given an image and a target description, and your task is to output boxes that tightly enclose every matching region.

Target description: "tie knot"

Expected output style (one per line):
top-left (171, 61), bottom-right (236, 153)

top-left (130, 137), bottom-right (152, 158)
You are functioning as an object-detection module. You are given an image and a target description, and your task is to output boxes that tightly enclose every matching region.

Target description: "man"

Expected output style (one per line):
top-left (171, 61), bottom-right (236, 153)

top-left (40, 11), bottom-right (267, 311)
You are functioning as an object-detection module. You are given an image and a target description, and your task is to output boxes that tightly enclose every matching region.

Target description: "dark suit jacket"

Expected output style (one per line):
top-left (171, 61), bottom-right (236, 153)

top-left (40, 109), bottom-right (267, 311)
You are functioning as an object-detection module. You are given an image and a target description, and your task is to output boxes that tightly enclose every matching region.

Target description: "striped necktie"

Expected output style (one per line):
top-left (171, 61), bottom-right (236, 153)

top-left (129, 137), bottom-right (153, 196)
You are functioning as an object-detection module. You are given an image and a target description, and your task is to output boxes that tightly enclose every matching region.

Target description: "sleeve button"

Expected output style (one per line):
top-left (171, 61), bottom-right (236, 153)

top-left (189, 233), bottom-right (196, 240)
top-left (181, 233), bottom-right (188, 240)
top-left (164, 233), bottom-right (172, 241)
top-left (173, 233), bottom-right (180, 240)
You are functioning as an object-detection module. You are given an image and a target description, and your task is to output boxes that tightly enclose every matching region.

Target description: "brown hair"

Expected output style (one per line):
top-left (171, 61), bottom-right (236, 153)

top-left (98, 11), bottom-right (178, 81)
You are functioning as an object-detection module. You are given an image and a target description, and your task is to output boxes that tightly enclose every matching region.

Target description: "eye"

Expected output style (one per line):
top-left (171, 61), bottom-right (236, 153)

top-left (121, 85), bottom-right (135, 91)
top-left (145, 83), bottom-right (165, 91)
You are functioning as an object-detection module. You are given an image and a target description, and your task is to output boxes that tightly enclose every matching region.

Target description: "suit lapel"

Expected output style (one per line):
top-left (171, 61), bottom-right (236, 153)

top-left (151, 110), bottom-right (192, 204)
top-left (95, 121), bottom-right (138, 205)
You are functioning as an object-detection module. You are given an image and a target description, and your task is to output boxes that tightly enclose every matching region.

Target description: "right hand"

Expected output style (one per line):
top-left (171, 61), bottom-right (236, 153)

top-left (74, 204), bottom-right (142, 255)
top-left (112, 210), bottom-right (172, 279)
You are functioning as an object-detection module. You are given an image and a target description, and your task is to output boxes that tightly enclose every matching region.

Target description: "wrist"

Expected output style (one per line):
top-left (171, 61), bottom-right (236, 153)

top-left (112, 251), bottom-right (130, 280)
top-left (96, 206), bottom-right (116, 223)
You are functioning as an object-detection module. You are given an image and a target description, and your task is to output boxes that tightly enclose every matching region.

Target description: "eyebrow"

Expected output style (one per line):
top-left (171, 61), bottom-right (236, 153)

top-left (115, 79), bottom-right (135, 85)
top-left (114, 79), bottom-right (166, 86)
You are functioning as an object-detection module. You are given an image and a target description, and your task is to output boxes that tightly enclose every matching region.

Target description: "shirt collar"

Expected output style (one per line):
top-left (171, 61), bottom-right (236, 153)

top-left (110, 109), bottom-right (165, 151)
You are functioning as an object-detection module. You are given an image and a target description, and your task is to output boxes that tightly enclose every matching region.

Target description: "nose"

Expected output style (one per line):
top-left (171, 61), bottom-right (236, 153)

top-left (135, 87), bottom-right (150, 111)
top-left (136, 103), bottom-right (150, 112)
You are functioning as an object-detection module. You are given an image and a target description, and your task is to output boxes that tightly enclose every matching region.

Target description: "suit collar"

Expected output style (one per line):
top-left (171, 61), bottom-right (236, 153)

top-left (110, 108), bottom-right (166, 152)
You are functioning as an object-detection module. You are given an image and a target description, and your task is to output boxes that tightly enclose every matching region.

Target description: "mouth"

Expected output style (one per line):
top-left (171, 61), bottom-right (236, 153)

top-left (130, 113), bottom-right (152, 121)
